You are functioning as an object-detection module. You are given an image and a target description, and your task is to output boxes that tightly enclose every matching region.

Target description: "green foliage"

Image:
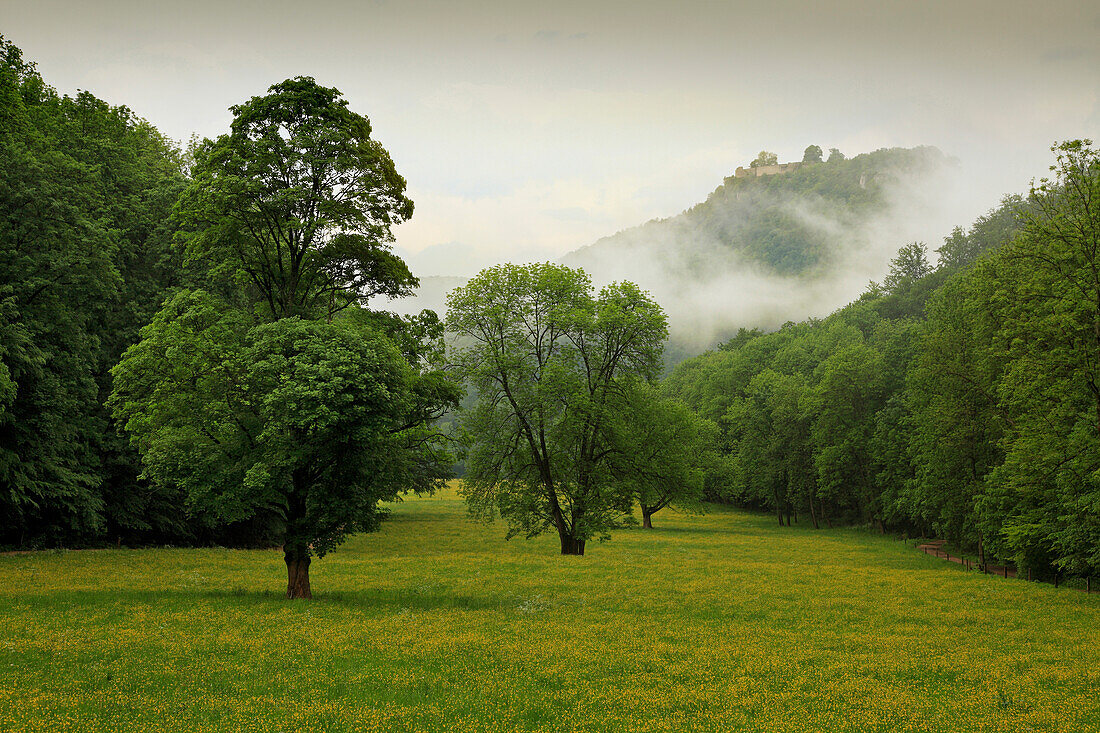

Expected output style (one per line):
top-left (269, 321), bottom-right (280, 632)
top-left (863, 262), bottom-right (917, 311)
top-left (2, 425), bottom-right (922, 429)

top-left (668, 140), bottom-right (1100, 581)
top-left (109, 78), bottom-right (459, 583)
top-left (0, 36), bottom-right (187, 546)
top-left (936, 196), bottom-right (1024, 271)
top-left (606, 380), bottom-right (720, 526)
top-left (984, 140), bottom-right (1100, 575)
top-left (750, 150), bottom-right (778, 168)
top-left (110, 291), bottom-right (456, 559)
top-left (177, 76), bottom-right (416, 320)
top-left (880, 242), bottom-right (932, 293)
top-left (802, 144), bottom-right (823, 164)
top-left (447, 263), bottom-right (667, 553)
top-left (908, 260), bottom-right (1005, 549)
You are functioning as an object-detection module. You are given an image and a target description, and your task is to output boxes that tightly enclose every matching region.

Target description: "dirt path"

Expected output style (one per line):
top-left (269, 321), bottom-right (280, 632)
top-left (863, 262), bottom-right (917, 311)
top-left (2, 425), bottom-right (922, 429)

top-left (913, 539), bottom-right (1100, 594)
top-left (916, 539), bottom-right (1016, 578)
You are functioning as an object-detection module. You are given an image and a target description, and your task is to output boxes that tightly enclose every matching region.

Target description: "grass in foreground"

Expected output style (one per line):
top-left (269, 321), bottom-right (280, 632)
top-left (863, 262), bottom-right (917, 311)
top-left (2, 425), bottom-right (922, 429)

top-left (1, 486), bottom-right (1098, 732)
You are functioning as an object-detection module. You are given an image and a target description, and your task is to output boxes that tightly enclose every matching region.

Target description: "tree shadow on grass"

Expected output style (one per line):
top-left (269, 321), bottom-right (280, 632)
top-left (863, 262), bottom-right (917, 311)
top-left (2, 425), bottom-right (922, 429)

top-left (632, 524), bottom-right (732, 535)
top-left (318, 587), bottom-right (511, 611)
top-left (14, 585), bottom-right (512, 612)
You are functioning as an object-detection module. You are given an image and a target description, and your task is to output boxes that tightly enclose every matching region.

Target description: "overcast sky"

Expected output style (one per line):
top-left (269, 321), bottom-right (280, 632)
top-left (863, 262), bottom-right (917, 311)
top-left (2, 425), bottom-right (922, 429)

top-left (4, 0), bottom-right (1098, 276)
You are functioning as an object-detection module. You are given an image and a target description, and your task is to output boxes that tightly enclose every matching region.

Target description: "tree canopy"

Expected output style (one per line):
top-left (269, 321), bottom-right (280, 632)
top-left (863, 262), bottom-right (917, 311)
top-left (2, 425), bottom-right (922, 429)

top-left (751, 150), bottom-right (778, 168)
top-left (177, 76), bottom-right (417, 320)
top-left (0, 36), bottom-right (189, 547)
top-left (447, 263), bottom-right (667, 554)
top-left (111, 293), bottom-right (457, 597)
top-left (665, 140), bottom-right (1100, 582)
top-left (605, 380), bottom-right (719, 528)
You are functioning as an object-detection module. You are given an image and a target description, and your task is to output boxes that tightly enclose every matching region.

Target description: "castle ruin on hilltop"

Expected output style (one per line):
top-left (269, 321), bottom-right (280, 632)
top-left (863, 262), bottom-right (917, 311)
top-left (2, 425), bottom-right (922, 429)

top-left (733, 161), bottom-right (804, 178)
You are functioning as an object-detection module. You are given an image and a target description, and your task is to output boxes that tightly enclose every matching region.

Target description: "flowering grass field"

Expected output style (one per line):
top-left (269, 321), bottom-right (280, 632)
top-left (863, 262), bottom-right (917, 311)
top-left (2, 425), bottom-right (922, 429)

top-left (2, 486), bottom-right (1098, 732)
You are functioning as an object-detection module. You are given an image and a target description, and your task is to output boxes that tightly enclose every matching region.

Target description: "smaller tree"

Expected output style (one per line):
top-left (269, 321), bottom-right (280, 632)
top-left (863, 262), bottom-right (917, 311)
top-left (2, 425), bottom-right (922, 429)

top-left (802, 145), bottom-right (823, 164)
top-left (448, 263), bottom-right (667, 555)
top-left (607, 381), bottom-right (718, 528)
top-left (751, 150), bottom-right (779, 168)
top-left (827, 147), bottom-right (846, 163)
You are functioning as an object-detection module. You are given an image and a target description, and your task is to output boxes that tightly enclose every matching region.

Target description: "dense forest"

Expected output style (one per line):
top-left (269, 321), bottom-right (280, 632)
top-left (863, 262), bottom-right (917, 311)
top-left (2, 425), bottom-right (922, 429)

top-left (0, 38), bottom-right (193, 547)
top-left (665, 143), bottom-right (1100, 581)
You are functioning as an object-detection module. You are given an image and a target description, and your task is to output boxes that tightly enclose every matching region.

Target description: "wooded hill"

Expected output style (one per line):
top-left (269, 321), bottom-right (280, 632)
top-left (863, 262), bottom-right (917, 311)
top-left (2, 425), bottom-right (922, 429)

top-left (564, 146), bottom-right (950, 279)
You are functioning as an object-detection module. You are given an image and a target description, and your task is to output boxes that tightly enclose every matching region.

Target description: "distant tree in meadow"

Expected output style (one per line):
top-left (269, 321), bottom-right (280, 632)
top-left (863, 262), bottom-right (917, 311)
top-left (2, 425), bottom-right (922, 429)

top-left (447, 263), bottom-right (667, 554)
top-left (605, 380), bottom-right (718, 529)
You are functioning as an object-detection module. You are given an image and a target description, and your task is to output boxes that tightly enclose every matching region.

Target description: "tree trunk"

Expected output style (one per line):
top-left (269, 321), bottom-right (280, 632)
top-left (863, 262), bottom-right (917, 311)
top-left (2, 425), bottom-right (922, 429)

top-left (559, 533), bottom-right (586, 555)
top-left (808, 494), bottom-right (820, 530)
top-left (285, 547), bottom-right (312, 599)
top-left (642, 508), bottom-right (654, 529)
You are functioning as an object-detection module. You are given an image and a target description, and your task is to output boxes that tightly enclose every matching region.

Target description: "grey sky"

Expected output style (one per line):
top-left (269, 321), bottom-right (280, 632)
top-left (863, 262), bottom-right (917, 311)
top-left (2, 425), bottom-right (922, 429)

top-left (4, 0), bottom-right (1098, 275)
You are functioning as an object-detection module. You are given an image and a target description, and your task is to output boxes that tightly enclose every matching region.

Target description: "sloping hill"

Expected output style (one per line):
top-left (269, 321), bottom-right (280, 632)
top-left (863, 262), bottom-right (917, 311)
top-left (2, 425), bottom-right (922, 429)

top-left (560, 146), bottom-right (956, 351)
top-left (564, 146), bottom-right (950, 279)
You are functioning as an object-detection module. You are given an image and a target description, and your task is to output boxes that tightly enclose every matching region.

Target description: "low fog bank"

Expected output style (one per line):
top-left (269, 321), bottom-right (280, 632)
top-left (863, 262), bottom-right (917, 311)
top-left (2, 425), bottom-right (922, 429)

top-left (383, 152), bottom-right (1011, 354)
top-left (565, 158), bottom-right (998, 350)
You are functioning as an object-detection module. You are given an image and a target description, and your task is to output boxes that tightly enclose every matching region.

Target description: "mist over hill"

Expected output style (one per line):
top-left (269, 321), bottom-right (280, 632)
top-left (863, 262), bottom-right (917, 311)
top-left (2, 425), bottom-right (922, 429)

top-left (389, 146), bottom-right (971, 354)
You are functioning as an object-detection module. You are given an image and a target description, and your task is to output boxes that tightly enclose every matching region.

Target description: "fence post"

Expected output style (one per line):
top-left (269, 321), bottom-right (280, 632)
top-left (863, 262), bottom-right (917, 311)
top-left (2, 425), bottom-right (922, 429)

top-left (1003, 565), bottom-right (1008, 579)
top-left (1088, 577), bottom-right (1091, 594)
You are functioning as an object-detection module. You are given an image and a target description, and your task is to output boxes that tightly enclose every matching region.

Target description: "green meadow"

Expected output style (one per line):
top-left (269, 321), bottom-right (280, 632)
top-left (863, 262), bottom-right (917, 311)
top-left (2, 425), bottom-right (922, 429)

top-left (2, 486), bottom-right (1098, 733)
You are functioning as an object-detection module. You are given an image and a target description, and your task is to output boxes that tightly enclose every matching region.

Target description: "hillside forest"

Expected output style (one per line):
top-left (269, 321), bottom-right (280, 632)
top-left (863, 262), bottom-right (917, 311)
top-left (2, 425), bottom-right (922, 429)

top-left (3, 35), bottom-right (1100, 589)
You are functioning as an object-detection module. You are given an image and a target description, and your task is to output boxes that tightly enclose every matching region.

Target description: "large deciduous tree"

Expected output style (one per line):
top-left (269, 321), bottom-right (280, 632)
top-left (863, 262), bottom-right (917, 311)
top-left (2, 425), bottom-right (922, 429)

top-left (113, 78), bottom-right (458, 597)
top-left (447, 263), bottom-right (667, 555)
